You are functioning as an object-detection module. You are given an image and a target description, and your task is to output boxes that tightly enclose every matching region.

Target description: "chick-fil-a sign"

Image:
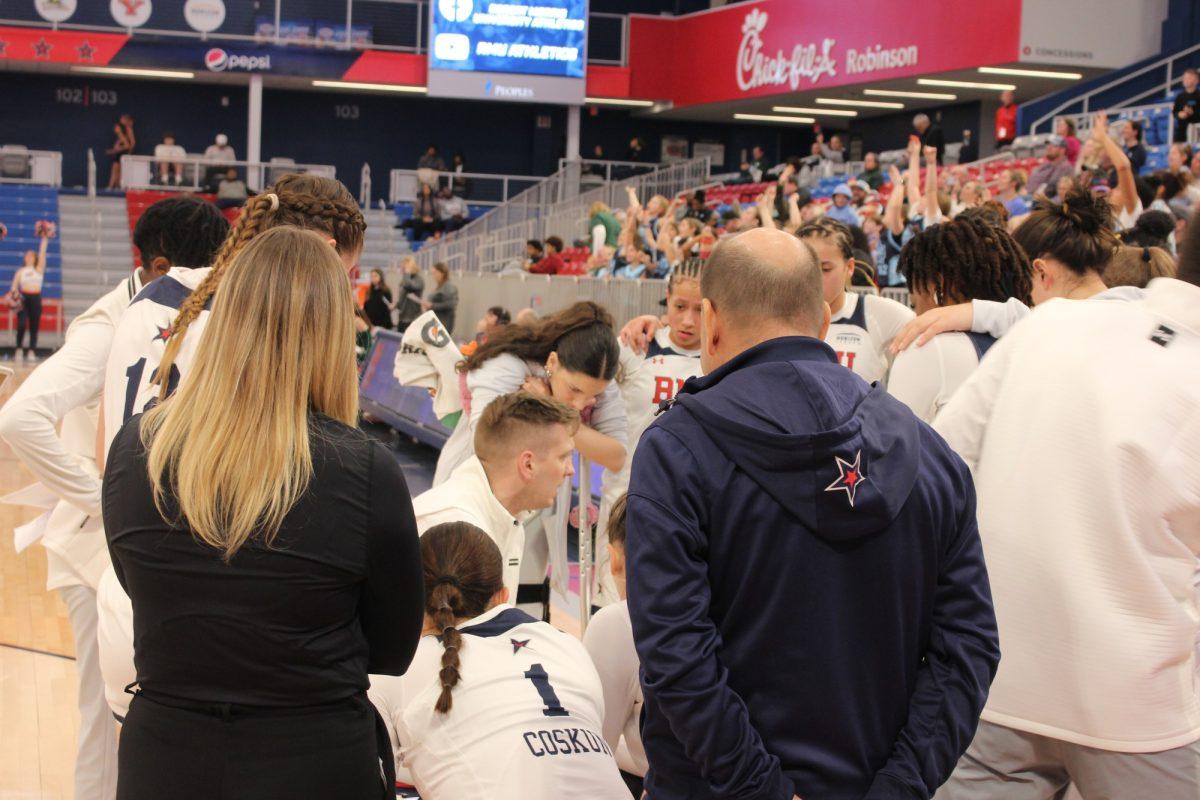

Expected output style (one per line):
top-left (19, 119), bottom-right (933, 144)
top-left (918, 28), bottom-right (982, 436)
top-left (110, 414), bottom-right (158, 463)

top-left (627, 0), bottom-right (1022, 109)
top-left (736, 8), bottom-right (837, 91)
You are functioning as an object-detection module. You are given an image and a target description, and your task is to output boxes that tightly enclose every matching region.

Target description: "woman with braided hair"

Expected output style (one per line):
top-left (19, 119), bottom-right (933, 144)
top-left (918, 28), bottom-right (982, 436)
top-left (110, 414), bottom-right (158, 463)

top-left (435, 299), bottom-right (626, 619)
top-left (368, 522), bottom-right (629, 800)
top-left (890, 187), bottom-right (1126, 354)
top-left (887, 215), bottom-right (1033, 422)
top-left (594, 260), bottom-right (703, 609)
top-left (100, 174), bottom-right (365, 459)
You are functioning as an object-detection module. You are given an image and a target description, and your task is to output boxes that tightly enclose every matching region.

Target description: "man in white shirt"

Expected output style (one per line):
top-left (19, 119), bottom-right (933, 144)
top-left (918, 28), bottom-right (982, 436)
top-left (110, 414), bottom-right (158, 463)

top-left (0, 196), bottom-right (228, 799)
top-left (934, 228), bottom-right (1200, 797)
top-left (153, 131), bottom-right (186, 186)
top-left (202, 133), bottom-right (237, 191)
top-left (413, 392), bottom-right (579, 598)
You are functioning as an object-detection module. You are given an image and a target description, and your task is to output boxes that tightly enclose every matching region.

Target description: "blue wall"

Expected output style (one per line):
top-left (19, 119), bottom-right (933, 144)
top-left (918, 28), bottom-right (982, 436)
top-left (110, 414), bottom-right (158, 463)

top-left (0, 73), bottom-right (248, 189)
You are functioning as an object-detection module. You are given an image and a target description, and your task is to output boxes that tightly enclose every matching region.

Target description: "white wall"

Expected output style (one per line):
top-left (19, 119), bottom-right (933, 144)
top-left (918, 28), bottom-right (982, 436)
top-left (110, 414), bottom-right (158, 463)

top-left (1019, 0), bottom-right (1168, 68)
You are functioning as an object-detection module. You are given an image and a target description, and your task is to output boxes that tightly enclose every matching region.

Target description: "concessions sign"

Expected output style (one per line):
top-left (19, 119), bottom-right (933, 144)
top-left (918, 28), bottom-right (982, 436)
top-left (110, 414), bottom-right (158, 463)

top-left (628, 0), bottom-right (1022, 108)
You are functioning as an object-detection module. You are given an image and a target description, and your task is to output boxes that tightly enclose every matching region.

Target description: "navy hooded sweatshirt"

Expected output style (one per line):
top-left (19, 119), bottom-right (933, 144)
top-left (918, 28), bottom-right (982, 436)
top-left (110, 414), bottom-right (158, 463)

top-left (625, 336), bottom-right (1000, 800)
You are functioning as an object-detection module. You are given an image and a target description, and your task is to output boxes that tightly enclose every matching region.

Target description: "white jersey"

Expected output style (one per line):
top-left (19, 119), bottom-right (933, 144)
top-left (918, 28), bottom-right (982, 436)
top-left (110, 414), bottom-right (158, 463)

top-left (97, 565), bottom-right (134, 718)
top-left (102, 267), bottom-right (211, 460)
top-left (369, 604), bottom-right (630, 800)
top-left (934, 278), bottom-right (1200, 751)
top-left (825, 291), bottom-right (914, 385)
top-left (413, 456), bottom-right (526, 596)
top-left (886, 331), bottom-right (997, 423)
top-left (581, 600), bottom-right (646, 777)
top-left (594, 328), bottom-right (700, 606)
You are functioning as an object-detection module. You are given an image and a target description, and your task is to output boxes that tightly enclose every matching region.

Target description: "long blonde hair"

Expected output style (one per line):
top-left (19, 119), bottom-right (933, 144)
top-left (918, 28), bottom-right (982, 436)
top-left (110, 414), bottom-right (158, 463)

top-left (155, 174), bottom-right (366, 400)
top-left (140, 226), bottom-right (359, 559)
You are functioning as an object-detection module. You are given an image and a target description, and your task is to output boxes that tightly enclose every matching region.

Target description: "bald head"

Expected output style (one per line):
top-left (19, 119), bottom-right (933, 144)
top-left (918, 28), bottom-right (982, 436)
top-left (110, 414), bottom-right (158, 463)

top-left (701, 227), bottom-right (825, 336)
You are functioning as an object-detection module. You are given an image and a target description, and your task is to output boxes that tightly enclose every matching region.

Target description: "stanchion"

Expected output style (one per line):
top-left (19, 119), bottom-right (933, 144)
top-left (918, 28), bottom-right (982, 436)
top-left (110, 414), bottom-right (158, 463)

top-left (578, 456), bottom-right (594, 635)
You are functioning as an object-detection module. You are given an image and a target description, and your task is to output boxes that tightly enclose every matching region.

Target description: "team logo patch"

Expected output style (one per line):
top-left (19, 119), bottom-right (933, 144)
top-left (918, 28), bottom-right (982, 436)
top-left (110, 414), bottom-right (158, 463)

top-left (510, 638), bottom-right (531, 654)
top-left (421, 317), bottom-right (450, 348)
top-left (151, 325), bottom-right (171, 343)
top-left (824, 450), bottom-right (867, 508)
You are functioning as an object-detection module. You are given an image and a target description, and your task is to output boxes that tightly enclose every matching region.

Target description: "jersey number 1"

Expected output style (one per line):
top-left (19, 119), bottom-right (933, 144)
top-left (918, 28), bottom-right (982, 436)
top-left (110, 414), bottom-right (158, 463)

top-left (523, 663), bottom-right (568, 717)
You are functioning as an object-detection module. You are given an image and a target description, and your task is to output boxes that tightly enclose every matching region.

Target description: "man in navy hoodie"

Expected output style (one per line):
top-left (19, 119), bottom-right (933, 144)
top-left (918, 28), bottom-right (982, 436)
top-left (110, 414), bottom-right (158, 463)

top-left (626, 227), bottom-right (1000, 800)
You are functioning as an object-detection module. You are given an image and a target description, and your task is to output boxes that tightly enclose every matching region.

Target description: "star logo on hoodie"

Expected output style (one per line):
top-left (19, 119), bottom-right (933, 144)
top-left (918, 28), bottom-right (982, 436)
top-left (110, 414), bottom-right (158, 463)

top-left (825, 450), bottom-right (867, 508)
top-left (510, 638), bottom-right (531, 654)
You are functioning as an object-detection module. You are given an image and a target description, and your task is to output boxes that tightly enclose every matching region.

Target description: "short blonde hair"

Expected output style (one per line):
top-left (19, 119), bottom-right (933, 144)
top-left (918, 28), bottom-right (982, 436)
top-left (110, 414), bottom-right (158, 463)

top-left (474, 392), bottom-right (579, 466)
top-left (589, 201), bottom-right (611, 217)
top-left (141, 226), bottom-right (358, 560)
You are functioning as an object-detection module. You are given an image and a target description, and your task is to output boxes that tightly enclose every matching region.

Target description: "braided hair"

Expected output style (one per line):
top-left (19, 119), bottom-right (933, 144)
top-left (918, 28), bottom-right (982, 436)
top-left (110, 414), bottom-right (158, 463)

top-left (155, 174), bottom-right (366, 399)
top-left (421, 522), bottom-right (506, 714)
top-left (797, 218), bottom-right (855, 260)
top-left (668, 257), bottom-right (704, 294)
top-left (899, 216), bottom-right (1033, 306)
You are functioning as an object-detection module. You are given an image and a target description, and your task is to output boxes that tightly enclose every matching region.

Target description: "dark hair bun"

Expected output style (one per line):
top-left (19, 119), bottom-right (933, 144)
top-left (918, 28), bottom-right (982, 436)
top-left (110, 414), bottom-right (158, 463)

top-left (1053, 187), bottom-right (1111, 236)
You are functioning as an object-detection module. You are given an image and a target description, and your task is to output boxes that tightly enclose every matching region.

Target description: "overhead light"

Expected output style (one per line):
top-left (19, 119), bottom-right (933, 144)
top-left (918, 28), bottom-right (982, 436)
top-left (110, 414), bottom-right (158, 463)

top-left (979, 66), bottom-right (1082, 80)
top-left (918, 78), bottom-right (1015, 91)
top-left (72, 66), bottom-right (194, 79)
top-left (586, 97), bottom-right (655, 107)
top-left (772, 105), bottom-right (857, 117)
top-left (311, 80), bottom-right (427, 93)
top-left (734, 113), bottom-right (815, 124)
top-left (816, 97), bottom-right (904, 109)
top-left (864, 88), bottom-right (957, 100)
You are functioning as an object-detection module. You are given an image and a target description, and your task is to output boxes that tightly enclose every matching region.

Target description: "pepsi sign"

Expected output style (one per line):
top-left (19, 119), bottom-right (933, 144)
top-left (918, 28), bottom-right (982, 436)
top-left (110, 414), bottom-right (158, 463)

top-left (204, 47), bottom-right (272, 72)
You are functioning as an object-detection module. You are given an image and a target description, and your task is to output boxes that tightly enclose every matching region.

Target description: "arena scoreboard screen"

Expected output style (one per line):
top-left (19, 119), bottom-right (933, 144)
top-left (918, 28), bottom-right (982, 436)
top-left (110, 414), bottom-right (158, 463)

top-left (427, 0), bottom-right (588, 105)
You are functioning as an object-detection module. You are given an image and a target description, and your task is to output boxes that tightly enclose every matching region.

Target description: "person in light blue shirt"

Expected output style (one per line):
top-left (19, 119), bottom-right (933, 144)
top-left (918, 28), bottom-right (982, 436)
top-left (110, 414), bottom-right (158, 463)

top-left (825, 184), bottom-right (863, 228)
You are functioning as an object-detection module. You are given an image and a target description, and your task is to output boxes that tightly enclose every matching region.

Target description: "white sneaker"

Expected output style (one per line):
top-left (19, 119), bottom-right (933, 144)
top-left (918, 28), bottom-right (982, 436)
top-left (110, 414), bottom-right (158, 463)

top-left (25, 350), bottom-right (38, 364)
top-left (14, 349), bottom-right (23, 364)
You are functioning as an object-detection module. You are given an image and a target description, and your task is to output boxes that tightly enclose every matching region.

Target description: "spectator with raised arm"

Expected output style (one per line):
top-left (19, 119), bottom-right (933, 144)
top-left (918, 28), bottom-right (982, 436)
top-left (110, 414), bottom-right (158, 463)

top-left (9, 223), bottom-right (51, 362)
top-left (1093, 111), bottom-right (1143, 229)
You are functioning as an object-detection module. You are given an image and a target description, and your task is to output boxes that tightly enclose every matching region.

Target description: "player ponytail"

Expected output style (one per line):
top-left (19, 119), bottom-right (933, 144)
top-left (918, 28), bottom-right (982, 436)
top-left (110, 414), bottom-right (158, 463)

top-left (420, 522), bottom-right (506, 714)
top-left (155, 173), bottom-right (366, 399)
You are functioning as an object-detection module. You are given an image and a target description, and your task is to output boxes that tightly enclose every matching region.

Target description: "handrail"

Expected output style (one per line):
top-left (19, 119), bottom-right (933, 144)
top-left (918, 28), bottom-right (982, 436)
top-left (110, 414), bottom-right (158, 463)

top-left (86, 148), bottom-right (96, 198)
top-left (1030, 41), bottom-right (1200, 134)
top-left (359, 162), bottom-right (371, 208)
top-left (388, 167), bottom-right (544, 206)
top-left (119, 154), bottom-right (335, 193)
top-left (0, 147), bottom-right (63, 187)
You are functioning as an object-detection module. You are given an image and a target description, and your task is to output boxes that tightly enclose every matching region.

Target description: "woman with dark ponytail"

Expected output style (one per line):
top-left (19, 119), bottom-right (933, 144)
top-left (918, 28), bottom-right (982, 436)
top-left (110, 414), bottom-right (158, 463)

top-left (434, 300), bottom-right (627, 619)
top-left (888, 215), bottom-right (1033, 422)
top-left (369, 522), bottom-right (630, 800)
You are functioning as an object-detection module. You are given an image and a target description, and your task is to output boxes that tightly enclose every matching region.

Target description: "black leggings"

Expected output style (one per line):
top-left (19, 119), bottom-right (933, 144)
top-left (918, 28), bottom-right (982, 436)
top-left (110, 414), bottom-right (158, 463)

top-left (16, 292), bottom-right (41, 350)
top-left (117, 691), bottom-right (394, 800)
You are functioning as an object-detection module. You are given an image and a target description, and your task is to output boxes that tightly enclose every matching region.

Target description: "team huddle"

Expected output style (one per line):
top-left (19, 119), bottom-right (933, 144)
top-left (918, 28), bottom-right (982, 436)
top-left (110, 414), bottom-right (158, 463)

top-left (3, 170), bottom-right (1199, 800)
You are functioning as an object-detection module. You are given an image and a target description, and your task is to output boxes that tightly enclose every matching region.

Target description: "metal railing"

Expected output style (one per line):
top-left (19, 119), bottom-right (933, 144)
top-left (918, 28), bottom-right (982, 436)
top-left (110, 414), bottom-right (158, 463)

top-left (1050, 101), bottom-right (1177, 149)
top-left (415, 157), bottom-right (713, 275)
top-left (0, 1), bottom-right (628, 62)
top-left (1030, 41), bottom-right (1200, 134)
top-left (119, 155), bottom-right (335, 193)
top-left (0, 148), bottom-right (63, 187)
top-left (388, 168), bottom-right (544, 207)
top-left (560, 158), bottom-right (660, 184)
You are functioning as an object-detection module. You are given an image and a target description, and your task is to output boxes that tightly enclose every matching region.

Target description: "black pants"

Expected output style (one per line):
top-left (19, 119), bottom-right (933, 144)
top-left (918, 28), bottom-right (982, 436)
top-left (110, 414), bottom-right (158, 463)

top-left (16, 292), bottom-right (41, 350)
top-left (118, 691), bottom-right (393, 800)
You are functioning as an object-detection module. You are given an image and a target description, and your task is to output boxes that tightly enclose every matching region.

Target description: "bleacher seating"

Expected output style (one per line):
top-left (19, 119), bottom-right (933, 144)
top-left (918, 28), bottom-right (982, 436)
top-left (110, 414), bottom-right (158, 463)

top-left (0, 184), bottom-right (63, 339)
top-left (1108, 104), bottom-right (1174, 174)
top-left (124, 190), bottom-right (242, 268)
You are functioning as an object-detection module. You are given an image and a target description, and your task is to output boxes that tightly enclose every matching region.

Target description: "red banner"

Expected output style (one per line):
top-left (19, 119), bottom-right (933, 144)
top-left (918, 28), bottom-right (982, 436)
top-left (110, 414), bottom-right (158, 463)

top-left (628, 0), bottom-right (1022, 108)
top-left (0, 26), bottom-right (128, 66)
